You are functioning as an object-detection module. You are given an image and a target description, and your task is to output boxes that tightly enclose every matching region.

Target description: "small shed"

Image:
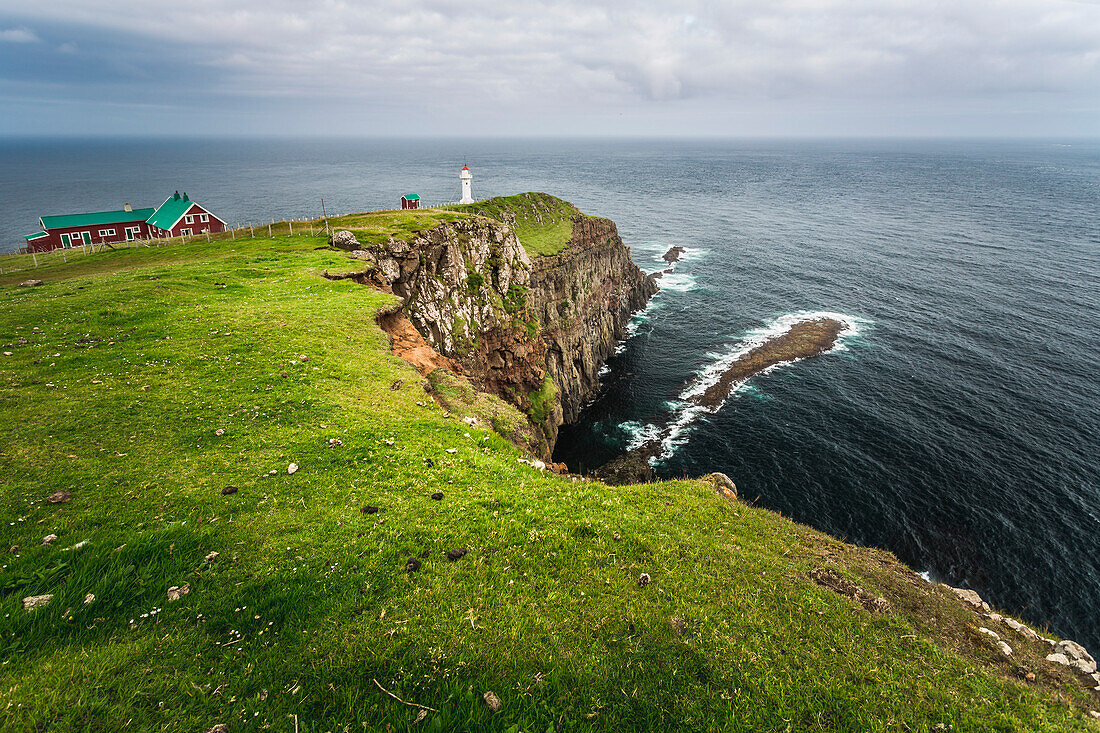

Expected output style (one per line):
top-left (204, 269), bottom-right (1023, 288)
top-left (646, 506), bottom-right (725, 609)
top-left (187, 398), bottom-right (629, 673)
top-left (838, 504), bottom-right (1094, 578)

top-left (401, 194), bottom-right (420, 210)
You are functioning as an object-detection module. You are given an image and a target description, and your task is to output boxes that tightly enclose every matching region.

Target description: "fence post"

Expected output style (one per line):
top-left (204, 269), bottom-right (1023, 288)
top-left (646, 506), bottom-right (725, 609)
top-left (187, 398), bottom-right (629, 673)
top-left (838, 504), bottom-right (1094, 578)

top-left (231, 227), bottom-right (235, 240)
top-left (250, 222), bottom-right (254, 238)
top-left (289, 220), bottom-right (293, 236)
top-left (206, 230), bottom-right (211, 242)
top-left (32, 251), bottom-right (38, 268)
top-left (268, 221), bottom-right (272, 237)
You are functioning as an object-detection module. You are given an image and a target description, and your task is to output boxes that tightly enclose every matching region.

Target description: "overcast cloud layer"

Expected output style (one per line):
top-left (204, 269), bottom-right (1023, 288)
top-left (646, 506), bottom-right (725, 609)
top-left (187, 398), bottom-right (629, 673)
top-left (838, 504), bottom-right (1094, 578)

top-left (1, 0), bottom-right (1098, 136)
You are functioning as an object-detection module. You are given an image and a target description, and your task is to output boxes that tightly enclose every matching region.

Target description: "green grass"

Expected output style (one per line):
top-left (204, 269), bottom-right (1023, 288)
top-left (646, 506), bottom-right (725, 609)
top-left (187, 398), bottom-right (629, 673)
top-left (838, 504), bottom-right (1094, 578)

top-left (1, 233), bottom-right (1098, 731)
top-left (325, 209), bottom-right (473, 249)
top-left (449, 193), bottom-right (581, 256)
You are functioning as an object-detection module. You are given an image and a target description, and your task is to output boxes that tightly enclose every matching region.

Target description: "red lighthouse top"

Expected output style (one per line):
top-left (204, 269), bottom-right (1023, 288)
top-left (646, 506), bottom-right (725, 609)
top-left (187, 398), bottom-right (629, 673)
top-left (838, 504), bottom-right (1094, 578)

top-left (462, 165), bottom-right (469, 171)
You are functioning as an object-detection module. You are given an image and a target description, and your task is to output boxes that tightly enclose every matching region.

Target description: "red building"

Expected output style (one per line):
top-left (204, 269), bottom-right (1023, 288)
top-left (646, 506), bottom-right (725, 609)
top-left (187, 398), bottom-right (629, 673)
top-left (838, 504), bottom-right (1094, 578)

top-left (24, 192), bottom-right (226, 252)
top-left (401, 194), bottom-right (421, 210)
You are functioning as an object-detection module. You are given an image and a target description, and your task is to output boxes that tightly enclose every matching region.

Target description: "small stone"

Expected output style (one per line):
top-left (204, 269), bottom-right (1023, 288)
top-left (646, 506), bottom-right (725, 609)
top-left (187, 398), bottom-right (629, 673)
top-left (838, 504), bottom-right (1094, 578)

top-left (979, 627), bottom-right (1000, 641)
top-left (362, 506), bottom-right (379, 514)
top-left (268, 470), bottom-right (277, 476)
top-left (23, 594), bottom-right (53, 611)
top-left (287, 462), bottom-right (298, 474)
top-left (1046, 652), bottom-right (1071, 666)
top-left (19, 280), bottom-right (44, 287)
top-left (281, 372), bottom-right (288, 378)
top-left (445, 448), bottom-right (457, 454)
top-left (384, 439), bottom-right (395, 446)
top-left (47, 490), bottom-right (73, 504)
top-left (328, 438), bottom-right (343, 447)
top-left (947, 585), bottom-right (991, 613)
top-left (998, 641), bottom-right (1013, 656)
top-left (9, 545), bottom-right (20, 553)
top-left (446, 548), bottom-right (467, 561)
top-left (214, 428), bottom-right (225, 436)
top-left (390, 380), bottom-right (403, 390)
top-left (405, 558), bottom-right (422, 573)
top-left (42, 534), bottom-right (58, 545)
top-left (221, 485), bottom-right (238, 495)
top-left (206, 725), bottom-right (229, 733)
top-left (1025, 672), bottom-right (1035, 681)
top-left (483, 690), bottom-right (502, 712)
top-left (431, 492), bottom-right (444, 501)
top-left (83, 593), bottom-right (95, 605)
top-left (166, 583), bottom-right (190, 601)
top-left (462, 416), bottom-right (478, 426)
top-left (1091, 711), bottom-right (1100, 720)
top-left (205, 551), bottom-right (220, 562)
top-left (638, 573), bottom-right (651, 587)
top-left (299, 354), bottom-right (309, 362)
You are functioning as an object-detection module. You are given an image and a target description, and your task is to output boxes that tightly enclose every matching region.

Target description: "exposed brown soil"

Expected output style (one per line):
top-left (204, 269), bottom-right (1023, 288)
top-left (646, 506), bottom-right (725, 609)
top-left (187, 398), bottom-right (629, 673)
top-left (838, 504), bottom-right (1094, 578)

top-left (375, 307), bottom-right (459, 377)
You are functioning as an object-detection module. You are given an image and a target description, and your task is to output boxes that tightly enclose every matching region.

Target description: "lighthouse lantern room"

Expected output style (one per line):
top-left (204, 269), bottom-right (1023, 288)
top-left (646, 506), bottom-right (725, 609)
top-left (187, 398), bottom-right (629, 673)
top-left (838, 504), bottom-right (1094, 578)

top-left (459, 164), bottom-right (474, 204)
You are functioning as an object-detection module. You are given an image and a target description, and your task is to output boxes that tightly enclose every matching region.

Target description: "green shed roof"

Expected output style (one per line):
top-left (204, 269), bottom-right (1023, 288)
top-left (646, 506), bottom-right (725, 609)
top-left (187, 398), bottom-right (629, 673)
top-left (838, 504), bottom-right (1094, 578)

top-left (146, 192), bottom-right (195, 230)
top-left (40, 208), bottom-right (155, 230)
top-left (402, 194), bottom-right (420, 200)
top-left (24, 232), bottom-right (48, 241)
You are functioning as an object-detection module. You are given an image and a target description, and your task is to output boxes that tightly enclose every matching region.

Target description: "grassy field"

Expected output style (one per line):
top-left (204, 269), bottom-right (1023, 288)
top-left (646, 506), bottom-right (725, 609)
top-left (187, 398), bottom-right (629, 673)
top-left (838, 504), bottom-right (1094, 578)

top-left (1, 231), bottom-right (1098, 731)
top-left (449, 193), bottom-right (581, 256)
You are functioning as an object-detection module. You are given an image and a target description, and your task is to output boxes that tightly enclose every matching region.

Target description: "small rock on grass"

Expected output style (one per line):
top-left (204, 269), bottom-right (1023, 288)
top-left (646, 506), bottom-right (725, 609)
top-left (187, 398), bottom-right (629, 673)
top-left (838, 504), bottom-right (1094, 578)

top-left (638, 573), bottom-right (651, 587)
top-left (328, 438), bottom-right (343, 447)
top-left (390, 380), bottom-right (403, 390)
top-left (206, 725), bottom-right (229, 733)
top-left (47, 490), bottom-right (73, 504)
top-left (431, 492), bottom-right (444, 501)
top-left (205, 551), bottom-right (219, 563)
top-left (287, 462), bottom-right (298, 474)
top-left (221, 485), bottom-right (238, 495)
top-left (483, 691), bottom-right (502, 712)
top-left (166, 583), bottom-right (190, 602)
top-left (445, 448), bottom-right (457, 454)
top-left (23, 594), bottom-right (53, 612)
top-left (446, 548), bottom-right (467, 561)
top-left (405, 558), bottom-right (422, 573)
top-left (42, 534), bottom-right (58, 545)
top-left (214, 428), bottom-right (225, 436)
top-left (19, 280), bottom-right (43, 287)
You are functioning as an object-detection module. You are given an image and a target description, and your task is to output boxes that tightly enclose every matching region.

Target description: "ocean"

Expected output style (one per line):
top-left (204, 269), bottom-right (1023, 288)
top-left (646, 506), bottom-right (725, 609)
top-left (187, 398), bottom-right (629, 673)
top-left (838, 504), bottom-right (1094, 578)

top-left (2, 137), bottom-right (1098, 651)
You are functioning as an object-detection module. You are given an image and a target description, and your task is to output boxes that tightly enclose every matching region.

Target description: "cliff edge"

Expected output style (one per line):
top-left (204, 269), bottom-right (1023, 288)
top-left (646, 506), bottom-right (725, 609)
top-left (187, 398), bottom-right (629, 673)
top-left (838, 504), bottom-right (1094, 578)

top-left (330, 193), bottom-right (656, 455)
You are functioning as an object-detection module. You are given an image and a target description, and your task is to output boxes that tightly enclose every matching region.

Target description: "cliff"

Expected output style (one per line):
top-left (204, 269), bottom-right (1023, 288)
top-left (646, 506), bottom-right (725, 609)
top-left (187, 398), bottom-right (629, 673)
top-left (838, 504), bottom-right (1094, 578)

top-left (333, 194), bottom-right (656, 455)
top-left (529, 214), bottom-right (657, 433)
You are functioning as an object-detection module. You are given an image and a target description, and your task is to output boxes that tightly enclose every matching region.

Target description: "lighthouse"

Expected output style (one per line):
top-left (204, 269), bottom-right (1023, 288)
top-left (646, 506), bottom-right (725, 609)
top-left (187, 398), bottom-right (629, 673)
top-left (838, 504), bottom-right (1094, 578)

top-left (459, 164), bottom-right (474, 204)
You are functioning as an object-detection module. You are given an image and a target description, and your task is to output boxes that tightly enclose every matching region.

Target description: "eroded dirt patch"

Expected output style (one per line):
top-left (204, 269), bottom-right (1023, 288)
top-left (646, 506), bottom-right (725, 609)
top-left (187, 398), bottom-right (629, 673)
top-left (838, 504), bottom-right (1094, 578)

top-left (811, 567), bottom-right (892, 614)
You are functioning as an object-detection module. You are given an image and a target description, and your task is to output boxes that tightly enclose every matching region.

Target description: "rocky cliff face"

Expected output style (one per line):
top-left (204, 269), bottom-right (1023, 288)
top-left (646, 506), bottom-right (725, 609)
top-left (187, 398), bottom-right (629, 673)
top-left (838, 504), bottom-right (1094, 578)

top-left (339, 208), bottom-right (655, 455)
top-left (529, 216), bottom-right (658, 431)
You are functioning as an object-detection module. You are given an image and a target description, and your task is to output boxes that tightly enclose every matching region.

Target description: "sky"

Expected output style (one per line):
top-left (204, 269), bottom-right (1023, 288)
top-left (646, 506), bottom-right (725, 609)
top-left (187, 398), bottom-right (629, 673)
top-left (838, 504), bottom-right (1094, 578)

top-left (1, 0), bottom-right (1098, 138)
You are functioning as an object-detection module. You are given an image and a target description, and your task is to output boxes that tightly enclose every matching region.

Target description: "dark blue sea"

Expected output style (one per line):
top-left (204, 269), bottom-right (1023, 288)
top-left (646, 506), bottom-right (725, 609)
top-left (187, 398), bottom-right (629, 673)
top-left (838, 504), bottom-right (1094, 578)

top-left (2, 137), bottom-right (1098, 651)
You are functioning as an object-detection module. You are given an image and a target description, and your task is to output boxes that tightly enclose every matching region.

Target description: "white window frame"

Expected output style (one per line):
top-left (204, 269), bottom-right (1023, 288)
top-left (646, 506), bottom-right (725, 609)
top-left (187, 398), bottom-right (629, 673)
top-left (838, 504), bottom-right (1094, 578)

top-left (61, 233), bottom-right (72, 248)
top-left (185, 214), bottom-right (194, 224)
top-left (99, 228), bottom-right (116, 237)
top-left (199, 213), bottom-right (209, 223)
top-left (180, 228), bottom-right (192, 236)
top-left (125, 226), bottom-right (141, 241)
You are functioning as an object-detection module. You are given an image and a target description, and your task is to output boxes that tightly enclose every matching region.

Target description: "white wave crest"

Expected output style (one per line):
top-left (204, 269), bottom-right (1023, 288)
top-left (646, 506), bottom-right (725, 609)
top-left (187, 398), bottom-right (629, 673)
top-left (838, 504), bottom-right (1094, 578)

top-left (649, 311), bottom-right (870, 462)
top-left (656, 272), bottom-right (696, 292)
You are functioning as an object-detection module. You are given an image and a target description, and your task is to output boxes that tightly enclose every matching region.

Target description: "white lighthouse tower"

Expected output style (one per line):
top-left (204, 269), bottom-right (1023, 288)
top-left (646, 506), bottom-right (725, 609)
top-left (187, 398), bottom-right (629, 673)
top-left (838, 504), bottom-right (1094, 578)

top-left (459, 164), bottom-right (474, 204)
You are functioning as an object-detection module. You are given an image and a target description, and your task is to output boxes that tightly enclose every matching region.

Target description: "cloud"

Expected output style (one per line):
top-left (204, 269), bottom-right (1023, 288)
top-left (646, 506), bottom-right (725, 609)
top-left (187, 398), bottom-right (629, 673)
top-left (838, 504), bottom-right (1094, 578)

top-left (1, 0), bottom-right (1099, 134)
top-left (0, 27), bottom-right (39, 43)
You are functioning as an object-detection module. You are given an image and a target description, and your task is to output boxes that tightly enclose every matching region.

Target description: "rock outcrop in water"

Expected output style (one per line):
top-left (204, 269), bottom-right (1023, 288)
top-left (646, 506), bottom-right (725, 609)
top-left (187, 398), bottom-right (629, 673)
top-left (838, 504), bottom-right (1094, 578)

top-left (338, 202), bottom-right (656, 455)
top-left (594, 317), bottom-right (847, 484)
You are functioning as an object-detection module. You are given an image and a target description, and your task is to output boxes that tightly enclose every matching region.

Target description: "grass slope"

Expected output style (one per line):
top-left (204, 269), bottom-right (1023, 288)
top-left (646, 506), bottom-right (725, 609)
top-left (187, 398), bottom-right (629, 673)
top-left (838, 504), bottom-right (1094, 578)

top-left (0, 233), bottom-right (1096, 731)
top-left (449, 193), bottom-right (581, 257)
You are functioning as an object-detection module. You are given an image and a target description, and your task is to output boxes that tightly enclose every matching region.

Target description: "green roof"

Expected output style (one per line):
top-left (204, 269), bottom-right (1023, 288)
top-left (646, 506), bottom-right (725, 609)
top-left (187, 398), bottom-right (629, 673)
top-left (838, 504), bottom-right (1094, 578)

top-left (146, 193), bottom-right (196, 230)
top-left (24, 231), bottom-right (48, 241)
top-left (402, 194), bottom-right (420, 200)
top-left (41, 208), bottom-right (155, 230)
